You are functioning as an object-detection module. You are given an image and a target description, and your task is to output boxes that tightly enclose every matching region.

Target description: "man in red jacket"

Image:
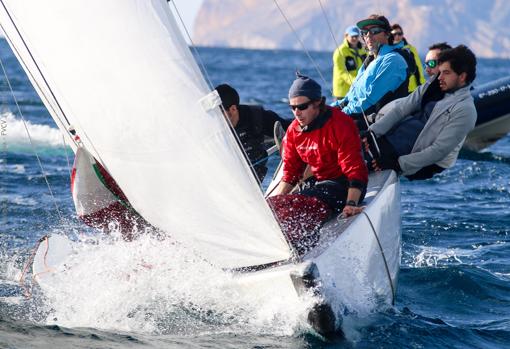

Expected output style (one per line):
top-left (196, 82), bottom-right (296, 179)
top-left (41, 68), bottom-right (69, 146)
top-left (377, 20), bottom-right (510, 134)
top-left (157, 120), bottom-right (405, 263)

top-left (268, 74), bottom-right (368, 254)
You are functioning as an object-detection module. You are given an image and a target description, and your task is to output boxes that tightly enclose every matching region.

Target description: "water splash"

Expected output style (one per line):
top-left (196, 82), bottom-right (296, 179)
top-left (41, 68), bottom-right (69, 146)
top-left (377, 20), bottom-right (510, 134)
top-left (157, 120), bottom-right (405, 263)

top-left (0, 111), bottom-right (67, 153)
top-left (405, 246), bottom-right (474, 268)
top-left (31, 233), bottom-right (314, 336)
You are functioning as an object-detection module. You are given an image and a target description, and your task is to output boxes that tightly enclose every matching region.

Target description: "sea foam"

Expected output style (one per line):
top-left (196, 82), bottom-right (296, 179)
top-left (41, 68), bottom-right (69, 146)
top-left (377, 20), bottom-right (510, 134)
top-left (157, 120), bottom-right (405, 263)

top-left (0, 111), bottom-right (66, 152)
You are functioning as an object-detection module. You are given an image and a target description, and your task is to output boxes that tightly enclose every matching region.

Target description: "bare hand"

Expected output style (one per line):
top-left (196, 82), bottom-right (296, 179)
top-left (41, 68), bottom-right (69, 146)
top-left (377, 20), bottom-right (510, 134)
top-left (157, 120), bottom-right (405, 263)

top-left (342, 204), bottom-right (363, 217)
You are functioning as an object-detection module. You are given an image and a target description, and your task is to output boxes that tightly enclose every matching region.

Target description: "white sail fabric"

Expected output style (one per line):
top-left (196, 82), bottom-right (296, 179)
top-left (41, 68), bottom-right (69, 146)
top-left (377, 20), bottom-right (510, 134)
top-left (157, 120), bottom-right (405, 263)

top-left (0, 0), bottom-right (291, 268)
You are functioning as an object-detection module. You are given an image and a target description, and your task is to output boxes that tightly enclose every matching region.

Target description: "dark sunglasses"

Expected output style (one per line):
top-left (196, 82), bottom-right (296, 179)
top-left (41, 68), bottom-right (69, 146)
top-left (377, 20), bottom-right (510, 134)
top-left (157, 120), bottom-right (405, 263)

top-left (361, 27), bottom-right (386, 37)
top-left (425, 59), bottom-right (438, 68)
top-left (289, 100), bottom-right (315, 111)
top-left (391, 31), bottom-right (403, 36)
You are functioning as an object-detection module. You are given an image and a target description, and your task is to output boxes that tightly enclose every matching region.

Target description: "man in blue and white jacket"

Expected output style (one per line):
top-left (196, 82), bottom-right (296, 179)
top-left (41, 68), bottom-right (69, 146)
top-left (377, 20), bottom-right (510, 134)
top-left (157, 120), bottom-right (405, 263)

top-left (332, 14), bottom-right (411, 123)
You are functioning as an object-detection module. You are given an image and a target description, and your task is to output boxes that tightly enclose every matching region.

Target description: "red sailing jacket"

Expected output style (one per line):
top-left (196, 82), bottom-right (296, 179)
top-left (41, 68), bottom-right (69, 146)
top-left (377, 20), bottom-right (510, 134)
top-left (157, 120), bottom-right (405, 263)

top-left (282, 106), bottom-right (368, 188)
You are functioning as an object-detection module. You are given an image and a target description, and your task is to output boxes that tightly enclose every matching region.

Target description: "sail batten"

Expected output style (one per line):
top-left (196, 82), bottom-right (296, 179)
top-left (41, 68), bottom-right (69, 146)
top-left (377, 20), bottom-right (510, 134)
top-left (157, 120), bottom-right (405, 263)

top-left (0, 0), bottom-right (291, 268)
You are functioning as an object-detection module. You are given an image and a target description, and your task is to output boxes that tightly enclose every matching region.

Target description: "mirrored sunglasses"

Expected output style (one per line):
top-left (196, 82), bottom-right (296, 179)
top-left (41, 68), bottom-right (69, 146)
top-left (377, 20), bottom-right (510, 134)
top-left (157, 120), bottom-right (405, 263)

top-left (425, 59), bottom-right (438, 68)
top-left (361, 27), bottom-right (386, 37)
top-left (289, 100), bottom-right (314, 111)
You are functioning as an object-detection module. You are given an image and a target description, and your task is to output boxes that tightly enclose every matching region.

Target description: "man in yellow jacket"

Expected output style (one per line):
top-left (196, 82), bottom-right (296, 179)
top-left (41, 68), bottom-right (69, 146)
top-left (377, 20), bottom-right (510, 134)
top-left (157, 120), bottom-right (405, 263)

top-left (391, 23), bottom-right (425, 92)
top-left (332, 25), bottom-right (367, 100)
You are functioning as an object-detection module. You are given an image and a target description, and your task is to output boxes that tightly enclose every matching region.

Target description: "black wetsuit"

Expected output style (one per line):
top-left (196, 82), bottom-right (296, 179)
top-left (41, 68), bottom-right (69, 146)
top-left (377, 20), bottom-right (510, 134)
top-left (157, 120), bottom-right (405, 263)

top-left (234, 105), bottom-right (290, 182)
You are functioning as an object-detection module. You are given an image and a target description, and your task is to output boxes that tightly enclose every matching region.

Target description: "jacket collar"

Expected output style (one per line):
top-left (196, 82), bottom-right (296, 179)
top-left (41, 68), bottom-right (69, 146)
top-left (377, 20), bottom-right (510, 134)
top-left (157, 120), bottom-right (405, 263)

top-left (444, 84), bottom-right (472, 98)
top-left (427, 83), bottom-right (473, 124)
top-left (378, 41), bottom-right (404, 56)
top-left (298, 107), bottom-right (332, 133)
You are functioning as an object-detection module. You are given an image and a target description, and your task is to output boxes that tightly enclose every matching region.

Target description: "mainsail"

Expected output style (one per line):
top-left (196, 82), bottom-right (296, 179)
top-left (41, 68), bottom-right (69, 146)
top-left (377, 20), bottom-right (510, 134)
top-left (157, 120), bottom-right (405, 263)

top-left (0, 0), bottom-right (292, 268)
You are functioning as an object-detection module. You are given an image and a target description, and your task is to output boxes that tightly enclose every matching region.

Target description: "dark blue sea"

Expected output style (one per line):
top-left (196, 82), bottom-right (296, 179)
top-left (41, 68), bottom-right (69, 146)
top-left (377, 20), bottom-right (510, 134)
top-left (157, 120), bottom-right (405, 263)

top-left (1, 39), bottom-right (510, 348)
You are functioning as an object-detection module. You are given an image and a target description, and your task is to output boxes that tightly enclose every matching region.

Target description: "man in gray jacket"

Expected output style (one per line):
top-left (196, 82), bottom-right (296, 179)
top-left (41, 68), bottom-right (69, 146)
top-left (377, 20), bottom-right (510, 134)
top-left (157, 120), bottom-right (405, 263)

top-left (365, 45), bottom-right (477, 180)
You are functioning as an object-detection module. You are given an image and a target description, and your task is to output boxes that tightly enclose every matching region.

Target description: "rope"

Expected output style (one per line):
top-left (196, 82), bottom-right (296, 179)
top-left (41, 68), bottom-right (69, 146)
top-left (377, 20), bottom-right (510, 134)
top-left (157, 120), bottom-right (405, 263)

top-left (0, 55), bottom-right (65, 223)
top-left (272, 0), bottom-right (330, 90)
top-left (361, 211), bottom-right (396, 305)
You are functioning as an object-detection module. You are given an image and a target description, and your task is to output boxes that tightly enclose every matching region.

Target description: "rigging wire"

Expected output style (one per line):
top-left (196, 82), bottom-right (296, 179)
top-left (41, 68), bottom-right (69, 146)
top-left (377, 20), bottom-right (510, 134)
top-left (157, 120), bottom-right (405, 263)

top-left (315, 1), bottom-right (381, 156)
top-left (317, 0), bottom-right (340, 53)
top-left (168, 0), bottom-right (214, 90)
top-left (315, 3), bottom-right (393, 295)
top-left (0, 0), bottom-right (110, 174)
top-left (272, 0), bottom-right (330, 91)
top-left (0, 55), bottom-right (65, 224)
top-left (167, 0), bottom-right (275, 190)
top-left (316, 0), bottom-right (358, 89)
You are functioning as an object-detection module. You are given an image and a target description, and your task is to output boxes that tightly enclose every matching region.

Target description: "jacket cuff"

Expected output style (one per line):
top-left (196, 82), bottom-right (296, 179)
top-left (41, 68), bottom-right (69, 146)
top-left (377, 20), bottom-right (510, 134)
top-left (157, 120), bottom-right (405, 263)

top-left (348, 179), bottom-right (367, 191)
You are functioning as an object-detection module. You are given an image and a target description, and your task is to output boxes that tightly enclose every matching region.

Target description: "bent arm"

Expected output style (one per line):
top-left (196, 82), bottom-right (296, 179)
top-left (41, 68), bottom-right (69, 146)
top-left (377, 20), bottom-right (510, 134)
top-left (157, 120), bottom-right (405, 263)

top-left (342, 54), bottom-right (407, 115)
top-left (369, 80), bottom-right (428, 136)
top-left (398, 104), bottom-right (477, 175)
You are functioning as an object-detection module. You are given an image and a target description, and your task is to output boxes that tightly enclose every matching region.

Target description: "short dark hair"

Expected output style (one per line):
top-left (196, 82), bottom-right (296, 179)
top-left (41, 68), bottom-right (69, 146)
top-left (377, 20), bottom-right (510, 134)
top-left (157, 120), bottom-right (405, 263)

top-left (391, 23), bottom-right (402, 32)
top-left (438, 45), bottom-right (477, 84)
top-left (428, 42), bottom-right (452, 52)
top-left (215, 84), bottom-right (239, 109)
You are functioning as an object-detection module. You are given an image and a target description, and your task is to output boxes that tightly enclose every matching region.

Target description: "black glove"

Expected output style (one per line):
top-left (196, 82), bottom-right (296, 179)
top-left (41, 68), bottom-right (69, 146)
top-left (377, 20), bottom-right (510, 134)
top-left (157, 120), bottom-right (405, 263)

top-left (374, 154), bottom-right (402, 174)
top-left (359, 129), bottom-right (380, 159)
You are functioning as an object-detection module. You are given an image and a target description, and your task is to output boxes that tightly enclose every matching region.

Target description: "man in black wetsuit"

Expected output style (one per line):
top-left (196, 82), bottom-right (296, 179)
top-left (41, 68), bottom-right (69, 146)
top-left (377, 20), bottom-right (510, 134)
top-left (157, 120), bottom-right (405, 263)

top-left (215, 84), bottom-right (291, 182)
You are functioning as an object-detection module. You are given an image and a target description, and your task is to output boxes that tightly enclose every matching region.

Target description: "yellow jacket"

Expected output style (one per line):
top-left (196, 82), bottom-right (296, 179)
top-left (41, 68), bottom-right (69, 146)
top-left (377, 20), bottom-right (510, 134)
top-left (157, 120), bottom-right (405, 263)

top-left (332, 39), bottom-right (366, 98)
top-left (405, 42), bottom-right (426, 92)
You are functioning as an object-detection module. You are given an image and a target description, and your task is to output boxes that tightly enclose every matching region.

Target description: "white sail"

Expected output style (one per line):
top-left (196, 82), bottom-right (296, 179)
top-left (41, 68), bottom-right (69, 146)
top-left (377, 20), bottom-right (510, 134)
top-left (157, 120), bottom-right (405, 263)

top-left (0, 0), bottom-right (291, 268)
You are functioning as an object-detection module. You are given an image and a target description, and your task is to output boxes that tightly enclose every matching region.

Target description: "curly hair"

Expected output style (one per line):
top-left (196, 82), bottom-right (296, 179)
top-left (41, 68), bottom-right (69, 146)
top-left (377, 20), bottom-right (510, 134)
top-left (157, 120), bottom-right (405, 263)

top-left (438, 45), bottom-right (477, 84)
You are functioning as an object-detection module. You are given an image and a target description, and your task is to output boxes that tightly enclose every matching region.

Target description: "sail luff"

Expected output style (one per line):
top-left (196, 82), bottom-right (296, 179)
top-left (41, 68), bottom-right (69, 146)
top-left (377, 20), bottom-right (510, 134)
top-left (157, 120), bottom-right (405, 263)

top-left (0, 0), bottom-right (291, 268)
top-left (0, 1), bottom-right (77, 150)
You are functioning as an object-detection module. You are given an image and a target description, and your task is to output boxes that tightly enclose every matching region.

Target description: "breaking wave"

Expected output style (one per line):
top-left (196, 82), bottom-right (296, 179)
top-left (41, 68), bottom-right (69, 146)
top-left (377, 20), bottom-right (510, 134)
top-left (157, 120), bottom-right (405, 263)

top-left (0, 112), bottom-right (68, 154)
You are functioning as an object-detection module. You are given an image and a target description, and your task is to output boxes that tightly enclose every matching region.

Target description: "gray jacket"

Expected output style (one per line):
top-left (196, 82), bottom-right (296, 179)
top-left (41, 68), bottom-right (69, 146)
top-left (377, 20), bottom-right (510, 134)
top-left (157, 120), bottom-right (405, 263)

top-left (369, 79), bottom-right (477, 176)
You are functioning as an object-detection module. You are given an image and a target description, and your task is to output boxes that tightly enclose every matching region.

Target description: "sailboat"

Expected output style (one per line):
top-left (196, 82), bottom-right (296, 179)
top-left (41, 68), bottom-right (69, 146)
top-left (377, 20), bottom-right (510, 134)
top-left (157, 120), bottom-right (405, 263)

top-left (465, 76), bottom-right (510, 151)
top-left (0, 0), bottom-right (401, 335)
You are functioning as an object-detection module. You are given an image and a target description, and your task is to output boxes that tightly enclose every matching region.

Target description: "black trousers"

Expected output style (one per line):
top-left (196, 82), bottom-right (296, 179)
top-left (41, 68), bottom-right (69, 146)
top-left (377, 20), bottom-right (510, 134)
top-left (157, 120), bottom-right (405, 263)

top-left (298, 176), bottom-right (366, 213)
top-left (376, 136), bottom-right (445, 180)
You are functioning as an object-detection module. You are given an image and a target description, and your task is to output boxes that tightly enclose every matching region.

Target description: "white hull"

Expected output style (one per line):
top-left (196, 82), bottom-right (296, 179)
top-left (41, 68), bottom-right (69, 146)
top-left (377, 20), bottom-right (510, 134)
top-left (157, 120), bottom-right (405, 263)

top-left (463, 113), bottom-right (510, 151)
top-left (235, 170), bottom-right (401, 329)
top-left (32, 171), bottom-right (400, 334)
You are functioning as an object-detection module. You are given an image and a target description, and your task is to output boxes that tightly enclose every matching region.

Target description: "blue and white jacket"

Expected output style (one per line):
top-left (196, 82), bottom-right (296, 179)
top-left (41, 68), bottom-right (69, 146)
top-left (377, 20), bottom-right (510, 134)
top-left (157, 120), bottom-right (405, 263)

top-left (333, 41), bottom-right (408, 115)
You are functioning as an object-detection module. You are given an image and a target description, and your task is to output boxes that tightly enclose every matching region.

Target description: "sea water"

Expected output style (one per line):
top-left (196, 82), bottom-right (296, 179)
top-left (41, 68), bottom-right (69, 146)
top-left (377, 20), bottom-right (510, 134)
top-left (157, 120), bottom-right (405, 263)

top-left (1, 40), bottom-right (510, 348)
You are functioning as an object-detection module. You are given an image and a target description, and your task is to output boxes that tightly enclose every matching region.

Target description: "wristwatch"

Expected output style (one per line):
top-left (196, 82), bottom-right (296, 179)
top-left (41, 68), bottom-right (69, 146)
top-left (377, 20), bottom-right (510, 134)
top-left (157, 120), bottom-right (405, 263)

top-left (346, 200), bottom-right (357, 207)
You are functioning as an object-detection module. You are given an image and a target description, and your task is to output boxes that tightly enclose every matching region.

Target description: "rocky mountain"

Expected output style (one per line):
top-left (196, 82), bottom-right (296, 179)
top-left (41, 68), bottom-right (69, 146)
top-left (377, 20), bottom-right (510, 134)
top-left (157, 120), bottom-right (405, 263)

top-left (193, 0), bottom-right (510, 58)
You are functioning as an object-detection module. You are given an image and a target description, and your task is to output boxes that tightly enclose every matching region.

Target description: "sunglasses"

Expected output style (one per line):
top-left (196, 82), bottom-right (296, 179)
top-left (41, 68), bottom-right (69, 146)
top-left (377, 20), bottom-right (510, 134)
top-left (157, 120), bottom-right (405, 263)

top-left (289, 100), bottom-right (315, 111)
top-left (361, 27), bottom-right (386, 37)
top-left (391, 31), bottom-right (403, 36)
top-left (425, 59), bottom-right (438, 68)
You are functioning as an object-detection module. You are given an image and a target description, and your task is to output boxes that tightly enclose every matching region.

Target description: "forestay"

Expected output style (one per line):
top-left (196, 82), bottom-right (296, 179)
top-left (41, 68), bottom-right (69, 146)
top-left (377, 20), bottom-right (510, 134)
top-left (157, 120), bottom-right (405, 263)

top-left (0, 0), bottom-right (291, 268)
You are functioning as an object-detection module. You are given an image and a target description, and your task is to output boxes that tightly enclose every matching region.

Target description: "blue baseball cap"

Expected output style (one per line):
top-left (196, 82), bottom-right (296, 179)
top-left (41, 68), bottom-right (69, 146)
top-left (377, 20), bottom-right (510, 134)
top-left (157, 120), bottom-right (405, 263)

top-left (345, 25), bottom-right (360, 36)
